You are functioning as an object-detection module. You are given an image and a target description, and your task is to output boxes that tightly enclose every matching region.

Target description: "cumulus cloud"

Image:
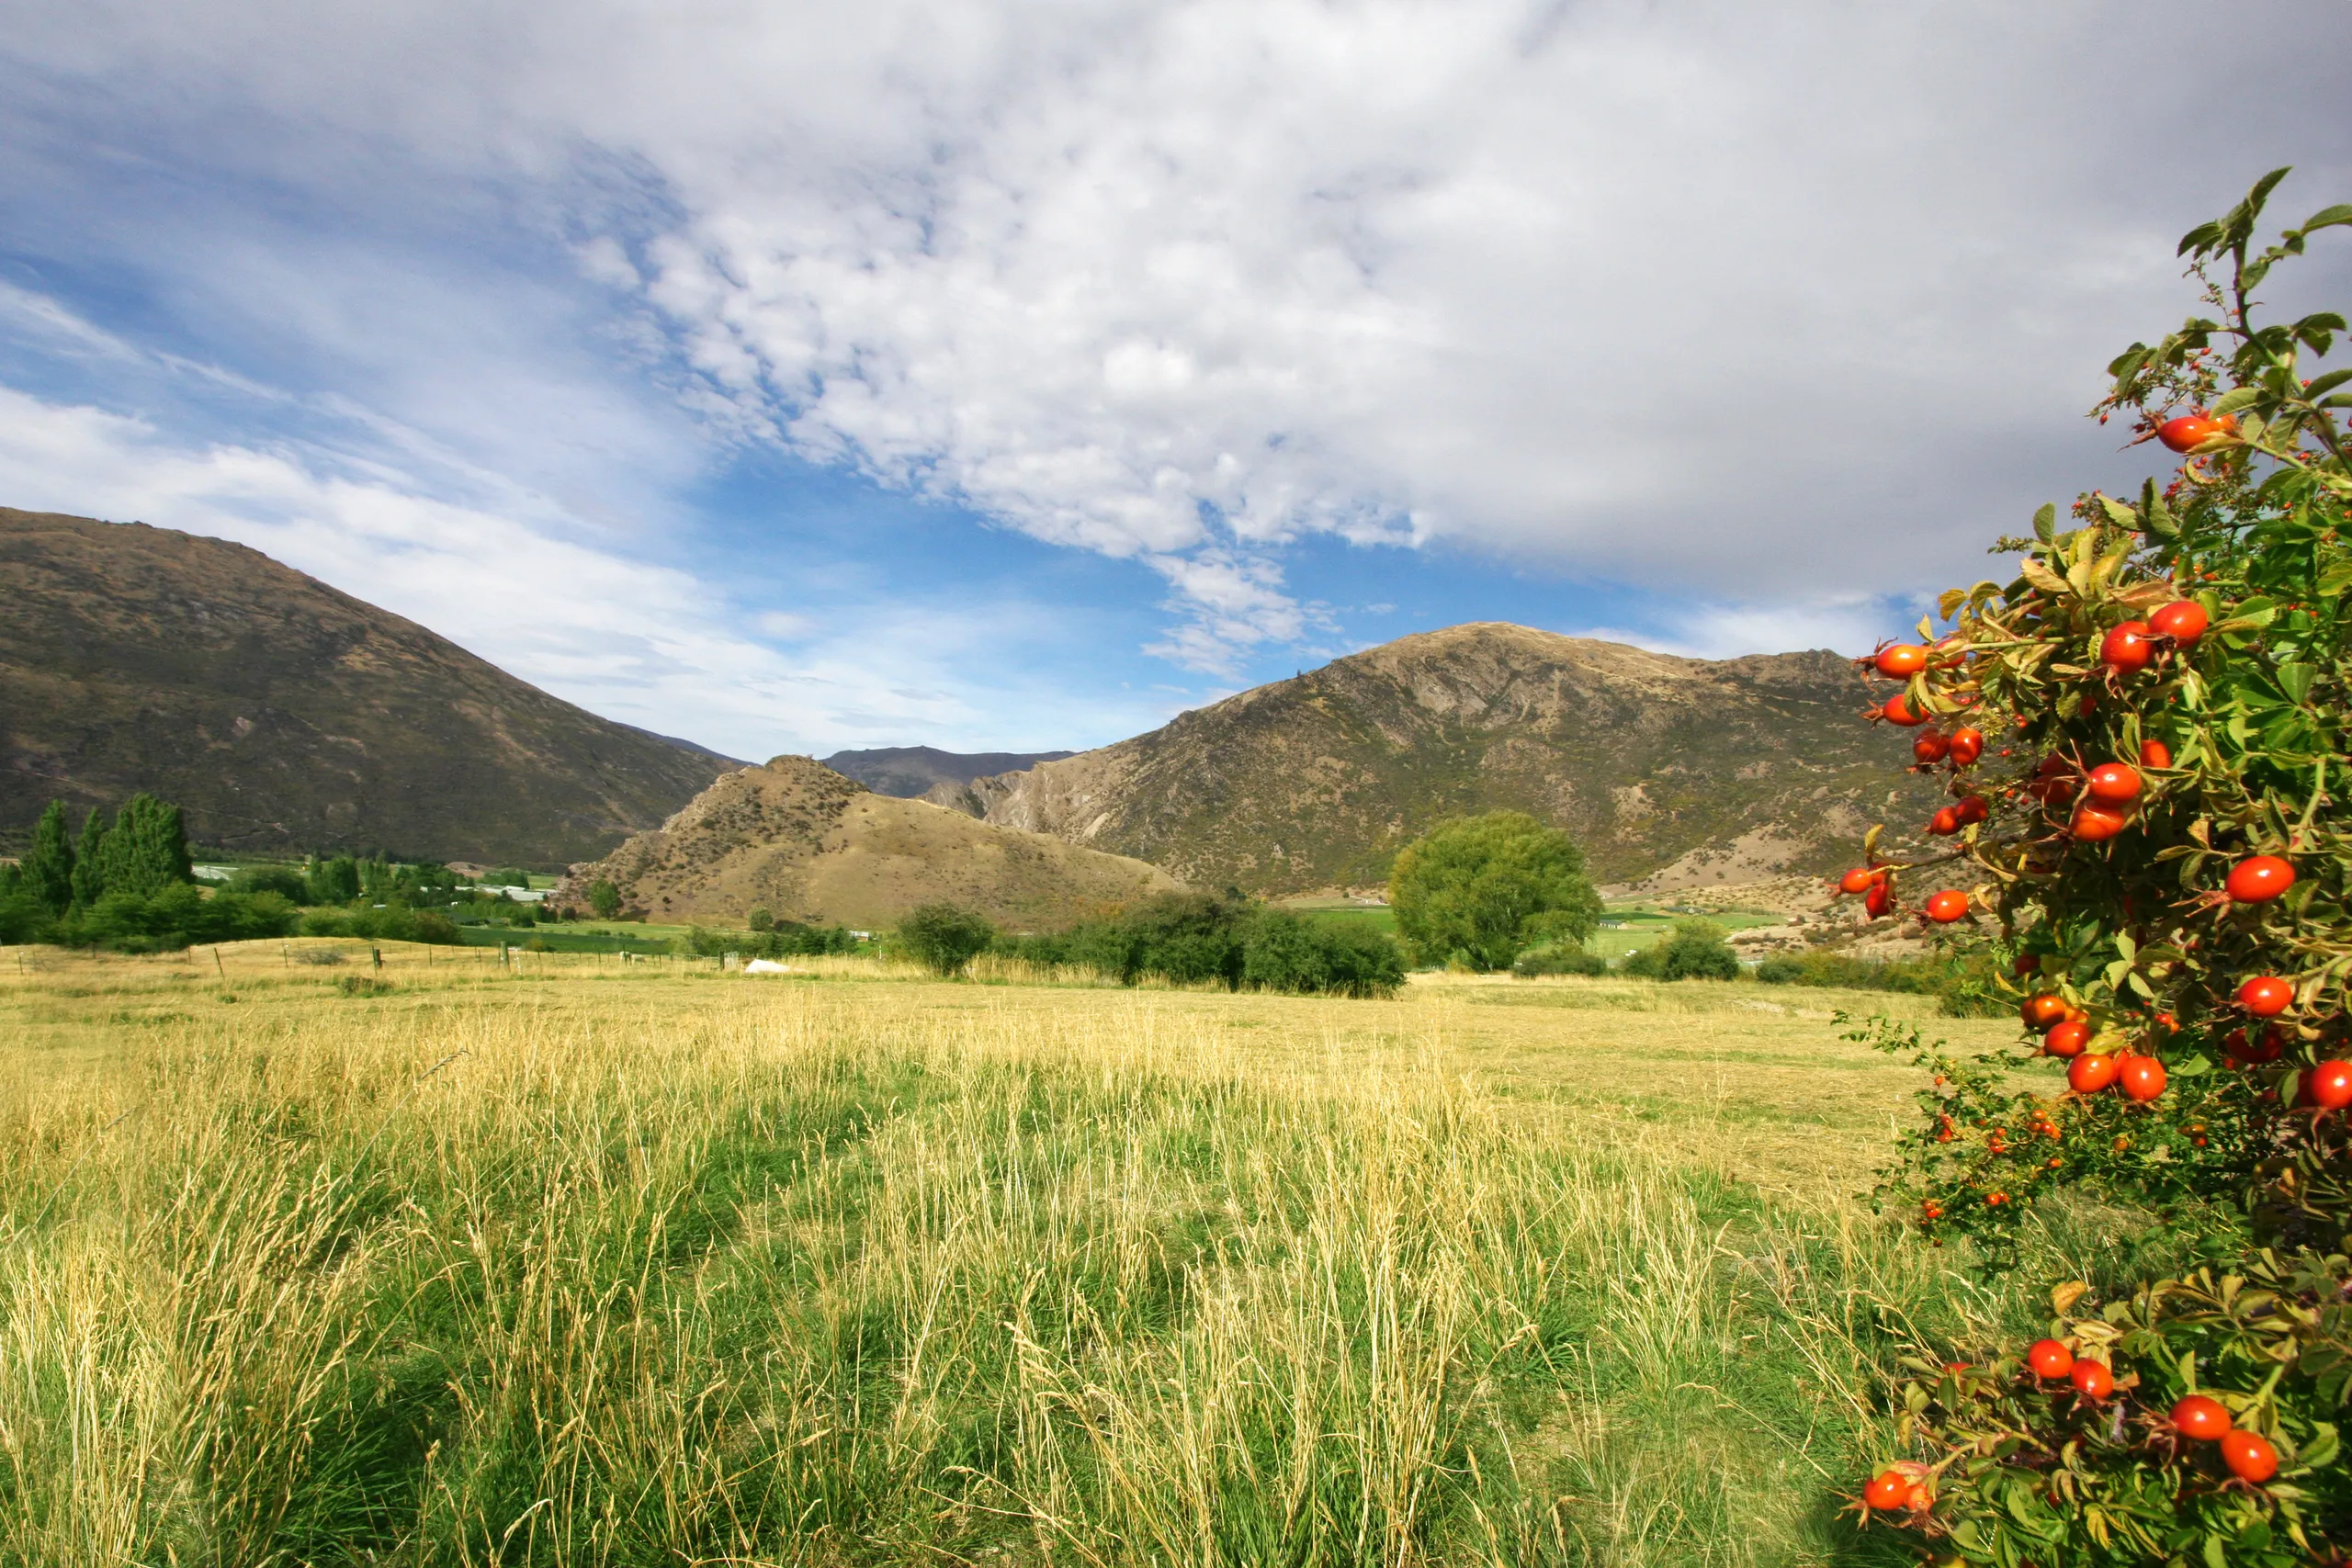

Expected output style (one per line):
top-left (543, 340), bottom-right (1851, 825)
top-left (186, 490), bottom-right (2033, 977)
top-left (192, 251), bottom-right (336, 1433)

top-left (4, 0), bottom-right (2348, 672)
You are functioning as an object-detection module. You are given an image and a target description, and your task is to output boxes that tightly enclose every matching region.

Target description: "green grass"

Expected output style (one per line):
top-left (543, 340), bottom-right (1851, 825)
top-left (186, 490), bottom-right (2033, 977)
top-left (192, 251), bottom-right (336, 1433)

top-left (0, 953), bottom-right (2107, 1566)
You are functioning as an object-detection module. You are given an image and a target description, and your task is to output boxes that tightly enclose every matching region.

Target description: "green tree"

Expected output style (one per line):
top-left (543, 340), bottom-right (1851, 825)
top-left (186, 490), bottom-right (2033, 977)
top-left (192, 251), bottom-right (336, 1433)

top-left (69, 808), bottom-right (108, 908)
top-left (307, 856), bottom-right (362, 906)
top-left (897, 902), bottom-right (996, 976)
top-left (1386, 811), bottom-right (1600, 971)
top-left (103, 795), bottom-right (193, 897)
top-left (20, 800), bottom-right (75, 916)
top-left (586, 879), bottom-right (622, 919)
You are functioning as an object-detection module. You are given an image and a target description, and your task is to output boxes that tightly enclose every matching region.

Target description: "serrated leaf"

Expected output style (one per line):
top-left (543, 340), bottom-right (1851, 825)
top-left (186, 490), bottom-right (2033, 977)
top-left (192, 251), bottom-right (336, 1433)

top-left (2033, 502), bottom-right (2057, 544)
top-left (2303, 204), bottom-right (2352, 232)
top-left (2099, 496), bottom-right (2140, 529)
top-left (2213, 386), bottom-right (2265, 417)
top-left (2278, 663), bottom-right (2315, 703)
top-left (2305, 368), bottom-right (2352, 400)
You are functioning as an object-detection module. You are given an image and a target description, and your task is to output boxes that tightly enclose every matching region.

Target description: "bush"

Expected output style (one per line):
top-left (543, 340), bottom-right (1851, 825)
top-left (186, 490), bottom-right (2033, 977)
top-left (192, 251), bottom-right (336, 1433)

top-left (52, 886), bottom-right (300, 953)
top-left (1754, 954), bottom-right (1804, 985)
top-left (992, 899), bottom-right (1408, 998)
top-left (1851, 173), bottom-right (2352, 1560)
top-left (587, 879), bottom-right (622, 919)
top-left (684, 920), bottom-right (859, 960)
top-left (1620, 919), bottom-right (1740, 980)
top-left (229, 865), bottom-right (310, 901)
top-left (896, 903), bottom-right (997, 976)
top-left (1512, 945), bottom-right (1606, 977)
top-left (1239, 910), bottom-right (1406, 998)
top-left (1387, 812), bottom-right (1600, 970)
top-left (297, 904), bottom-right (462, 945)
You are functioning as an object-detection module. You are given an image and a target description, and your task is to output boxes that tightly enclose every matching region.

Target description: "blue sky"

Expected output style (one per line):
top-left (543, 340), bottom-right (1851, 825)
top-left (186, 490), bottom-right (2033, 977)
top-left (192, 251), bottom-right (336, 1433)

top-left (3, 0), bottom-right (2347, 761)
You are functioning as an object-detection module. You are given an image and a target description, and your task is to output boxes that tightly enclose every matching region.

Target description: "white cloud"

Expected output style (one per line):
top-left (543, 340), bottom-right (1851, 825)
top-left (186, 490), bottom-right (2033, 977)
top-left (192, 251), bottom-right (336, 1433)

top-left (4, 0), bottom-right (2347, 673)
top-left (0, 383), bottom-right (1172, 758)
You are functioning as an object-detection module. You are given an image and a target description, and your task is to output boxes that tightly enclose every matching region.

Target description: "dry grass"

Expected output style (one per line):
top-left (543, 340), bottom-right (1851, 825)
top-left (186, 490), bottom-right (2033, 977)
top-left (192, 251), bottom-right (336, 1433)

top-left (1, 943), bottom-right (2053, 1566)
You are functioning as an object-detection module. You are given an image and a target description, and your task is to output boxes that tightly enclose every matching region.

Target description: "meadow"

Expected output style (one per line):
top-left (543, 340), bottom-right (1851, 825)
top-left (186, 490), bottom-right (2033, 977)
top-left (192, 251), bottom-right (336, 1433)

top-left (0, 942), bottom-right (2143, 1566)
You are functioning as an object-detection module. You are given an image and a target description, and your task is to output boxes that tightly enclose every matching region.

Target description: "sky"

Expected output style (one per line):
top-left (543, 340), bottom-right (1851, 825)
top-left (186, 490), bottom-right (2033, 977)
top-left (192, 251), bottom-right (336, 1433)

top-left (2, 1), bottom-right (2348, 761)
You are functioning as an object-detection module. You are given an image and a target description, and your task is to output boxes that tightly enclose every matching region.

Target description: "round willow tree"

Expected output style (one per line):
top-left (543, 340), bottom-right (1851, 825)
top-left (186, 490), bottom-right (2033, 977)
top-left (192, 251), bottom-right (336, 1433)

top-left (1838, 170), bottom-right (2352, 1564)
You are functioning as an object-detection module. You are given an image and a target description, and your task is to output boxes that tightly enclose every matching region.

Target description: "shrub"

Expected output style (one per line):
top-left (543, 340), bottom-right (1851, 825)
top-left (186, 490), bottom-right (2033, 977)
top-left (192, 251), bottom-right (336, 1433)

top-left (230, 865), bottom-right (310, 901)
top-left (1512, 945), bottom-right (1607, 977)
top-left (587, 879), bottom-right (622, 919)
top-left (1849, 172), bottom-right (2352, 1562)
top-left (897, 903), bottom-right (997, 976)
top-left (1239, 910), bottom-right (1406, 998)
top-left (1754, 954), bottom-right (1804, 985)
top-left (1387, 812), bottom-right (1600, 970)
top-left (1620, 919), bottom-right (1740, 981)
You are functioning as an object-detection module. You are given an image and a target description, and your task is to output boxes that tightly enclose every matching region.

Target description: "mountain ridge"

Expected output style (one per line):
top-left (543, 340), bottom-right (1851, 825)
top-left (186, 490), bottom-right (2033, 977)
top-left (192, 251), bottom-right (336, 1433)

top-left (822, 745), bottom-right (1076, 799)
top-left (926, 621), bottom-right (1938, 894)
top-left (0, 507), bottom-right (739, 865)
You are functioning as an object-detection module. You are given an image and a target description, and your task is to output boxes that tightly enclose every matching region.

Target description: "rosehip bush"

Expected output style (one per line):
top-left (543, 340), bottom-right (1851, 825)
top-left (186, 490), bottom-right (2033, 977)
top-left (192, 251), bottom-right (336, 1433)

top-left (1838, 170), bottom-right (2352, 1562)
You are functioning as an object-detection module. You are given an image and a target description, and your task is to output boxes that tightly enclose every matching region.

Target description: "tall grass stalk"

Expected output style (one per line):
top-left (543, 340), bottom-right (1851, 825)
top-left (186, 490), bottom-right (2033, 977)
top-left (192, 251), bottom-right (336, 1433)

top-left (4, 980), bottom-right (2036, 1565)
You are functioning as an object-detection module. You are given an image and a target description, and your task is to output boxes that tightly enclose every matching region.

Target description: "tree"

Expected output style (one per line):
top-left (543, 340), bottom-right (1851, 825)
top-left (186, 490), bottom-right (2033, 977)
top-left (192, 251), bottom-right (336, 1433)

top-left (307, 856), bottom-right (362, 906)
top-left (586, 879), bottom-right (622, 919)
top-left (20, 800), bottom-right (75, 916)
top-left (1846, 171), bottom-right (2352, 1562)
top-left (1386, 811), bottom-right (1600, 971)
top-left (897, 902), bottom-right (996, 976)
top-left (69, 808), bottom-right (108, 908)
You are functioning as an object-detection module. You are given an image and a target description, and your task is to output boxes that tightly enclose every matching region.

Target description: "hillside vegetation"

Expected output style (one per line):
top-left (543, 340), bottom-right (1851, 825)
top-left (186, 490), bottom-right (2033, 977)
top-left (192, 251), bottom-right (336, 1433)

top-left (560, 754), bottom-right (1181, 929)
top-left (0, 508), bottom-right (738, 865)
top-left (932, 623), bottom-right (1941, 895)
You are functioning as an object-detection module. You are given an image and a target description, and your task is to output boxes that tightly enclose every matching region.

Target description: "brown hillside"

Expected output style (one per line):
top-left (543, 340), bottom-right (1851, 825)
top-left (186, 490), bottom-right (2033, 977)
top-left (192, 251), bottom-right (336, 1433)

top-left (0, 507), bottom-right (740, 864)
top-left (929, 622), bottom-right (1939, 894)
top-left (560, 755), bottom-right (1182, 929)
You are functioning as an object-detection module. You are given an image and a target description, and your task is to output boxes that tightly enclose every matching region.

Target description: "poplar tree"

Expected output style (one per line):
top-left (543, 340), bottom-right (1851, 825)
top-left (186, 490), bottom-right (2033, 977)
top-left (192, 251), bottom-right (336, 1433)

top-left (20, 800), bottom-right (76, 915)
top-left (70, 808), bottom-right (109, 908)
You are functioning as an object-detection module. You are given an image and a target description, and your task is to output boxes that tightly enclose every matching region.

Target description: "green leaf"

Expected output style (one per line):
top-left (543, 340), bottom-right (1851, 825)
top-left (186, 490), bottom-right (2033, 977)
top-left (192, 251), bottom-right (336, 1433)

top-left (2033, 502), bottom-right (2057, 544)
top-left (2301, 1423), bottom-right (2338, 1469)
top-left (2100, 495), bottom-right (2140, 529)
top-left (2207, 1529), bottom-right (2231, 1568)
top-left (2302, 204), bottom-right (2352, 232)
top-left (2304, 368), bottom-right (2352, 400)
top-left (2278, 663), bottom-right (2316, 704)
top-left (2212, 386), bottom-right (2265, 417)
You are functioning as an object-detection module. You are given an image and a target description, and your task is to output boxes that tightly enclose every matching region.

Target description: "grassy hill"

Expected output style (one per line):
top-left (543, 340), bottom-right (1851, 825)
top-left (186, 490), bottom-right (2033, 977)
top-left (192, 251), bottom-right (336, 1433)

top-left (932, 622), bottom-right (1941, 894)
top-left (560, 754), bottom-right (1182, 929)
top-left (0, 507), bottom-right (741, 866)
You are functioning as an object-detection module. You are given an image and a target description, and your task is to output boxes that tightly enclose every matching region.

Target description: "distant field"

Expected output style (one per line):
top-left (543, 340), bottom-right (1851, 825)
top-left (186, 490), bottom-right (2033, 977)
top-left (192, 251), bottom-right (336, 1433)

top-left (4, 945), bottom-right (2124, 1566)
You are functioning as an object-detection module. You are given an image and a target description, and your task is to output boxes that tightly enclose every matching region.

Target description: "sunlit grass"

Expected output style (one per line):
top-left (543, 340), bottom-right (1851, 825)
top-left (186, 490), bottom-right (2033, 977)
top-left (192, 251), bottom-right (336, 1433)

top-left (2, 946), bottom-right (2081, 1565)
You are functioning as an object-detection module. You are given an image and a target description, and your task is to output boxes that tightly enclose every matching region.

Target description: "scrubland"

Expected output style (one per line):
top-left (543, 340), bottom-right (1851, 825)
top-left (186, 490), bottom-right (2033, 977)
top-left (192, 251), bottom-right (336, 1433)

top-left (2, 942), bottom-right (2119, 1566)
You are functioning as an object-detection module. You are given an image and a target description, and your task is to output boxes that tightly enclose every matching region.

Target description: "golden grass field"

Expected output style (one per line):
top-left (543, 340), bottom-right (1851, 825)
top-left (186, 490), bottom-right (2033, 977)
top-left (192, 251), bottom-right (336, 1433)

top-left (1, 941), bottom-right (2110, 1567)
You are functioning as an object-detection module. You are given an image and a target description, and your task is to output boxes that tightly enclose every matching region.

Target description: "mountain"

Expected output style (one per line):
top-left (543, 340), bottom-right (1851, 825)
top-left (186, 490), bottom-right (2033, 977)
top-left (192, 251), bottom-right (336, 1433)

top-left (0, 507), bottom-right (743, 866)
top-left (927, 622), bottom-right (1940, 895)
top-left (559, 754), bottom-right (1181, 929)
top-left (821, 746), bottom-right (1078, 798)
